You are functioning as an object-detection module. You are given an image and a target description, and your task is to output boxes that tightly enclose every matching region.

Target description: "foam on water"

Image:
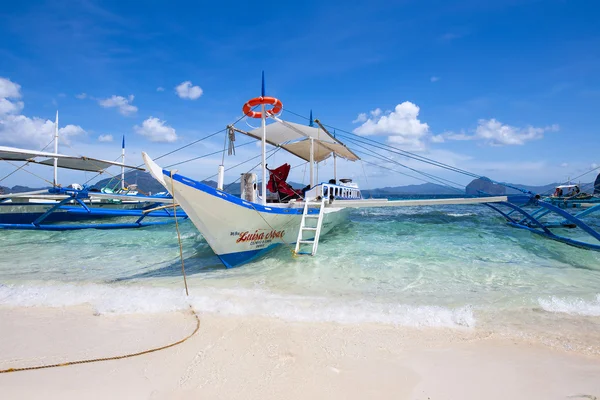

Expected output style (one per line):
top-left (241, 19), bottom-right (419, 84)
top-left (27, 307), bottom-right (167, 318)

top-left (0, 283), bottom-right (476, 327)
top-left (538, 294), bottom-right (600, 316)
top-left (0, 204), bottom-right (599, 344)
top-left (446, 212), bottom-right (477, 217)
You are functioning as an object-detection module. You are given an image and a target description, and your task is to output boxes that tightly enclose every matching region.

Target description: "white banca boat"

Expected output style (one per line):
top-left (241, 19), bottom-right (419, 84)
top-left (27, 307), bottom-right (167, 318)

top-left (142, 83), bottom-right (506, 268)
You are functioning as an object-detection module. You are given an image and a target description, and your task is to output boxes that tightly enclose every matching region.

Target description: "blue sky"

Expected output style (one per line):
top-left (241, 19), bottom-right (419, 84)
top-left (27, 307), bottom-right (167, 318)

top-left (1, 0), bottom-right (599, 189)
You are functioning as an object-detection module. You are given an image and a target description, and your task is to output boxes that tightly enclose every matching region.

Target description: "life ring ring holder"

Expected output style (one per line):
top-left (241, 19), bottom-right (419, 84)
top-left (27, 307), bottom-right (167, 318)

top-left (242, 96), bottom-right (283, 119)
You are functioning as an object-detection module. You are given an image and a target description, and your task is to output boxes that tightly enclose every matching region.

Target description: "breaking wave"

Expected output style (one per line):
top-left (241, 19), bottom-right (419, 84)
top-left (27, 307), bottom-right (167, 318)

top-left (0, 282), bottom-right (475, 328)
top-left (538, 294), bottom-right (600, 317)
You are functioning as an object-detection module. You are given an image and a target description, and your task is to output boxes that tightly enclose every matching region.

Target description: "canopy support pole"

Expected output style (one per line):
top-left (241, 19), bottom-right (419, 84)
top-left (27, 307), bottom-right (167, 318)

top-left (309, 137), bottom-right (314, 187)
top-left (53, 111), bottom-right (59, 187)
top-left (334, 154), bottom-right (337, 182)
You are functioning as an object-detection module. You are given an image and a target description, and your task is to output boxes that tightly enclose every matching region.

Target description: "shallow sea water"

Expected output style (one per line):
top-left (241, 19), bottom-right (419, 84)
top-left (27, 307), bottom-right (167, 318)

top-left (1, 204), bottom-right (599, 354)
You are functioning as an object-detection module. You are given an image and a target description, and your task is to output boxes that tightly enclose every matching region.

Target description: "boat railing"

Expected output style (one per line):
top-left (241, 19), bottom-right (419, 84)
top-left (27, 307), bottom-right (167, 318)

top-left (304, 183), bottom-right (362, 203)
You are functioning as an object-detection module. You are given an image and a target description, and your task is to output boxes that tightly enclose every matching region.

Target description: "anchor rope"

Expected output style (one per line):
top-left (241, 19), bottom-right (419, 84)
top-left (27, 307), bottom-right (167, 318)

top-left (170, 170), bottom-right (190, 296)
top-left (0, 175), bottom-right (199, 374)
top-left (0, 307), bottom-right (199, 374)
top-left (247, 199), bottom-right (303, 258)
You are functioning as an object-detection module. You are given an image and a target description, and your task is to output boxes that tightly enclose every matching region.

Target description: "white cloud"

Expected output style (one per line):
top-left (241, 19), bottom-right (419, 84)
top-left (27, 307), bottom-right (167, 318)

top-left (134, 117), bottom-right (177, 142)
top-left (430, 134), bottom-right (445, 143)
top-left (0, 77), bottom-right (24, 115)
top-left (352, 113), bottom-right (367, 123)
top-left (98, 94), bottom-right (138, 116)
top-left (0, 98), bottom-right (24, 115)
top-left (560, 162), bottom-right (569, 168)
top-left (475, 119), bottom-right (556, 145)
top-left (441, 130), bottom-right (472, 141)
top-left (75, 93), bottom-right (87, 99)
top-left (156, 87), bottom-right (165, 92)
top-left (0, 114), bottom-right (85, 148)
top-left (352, 102), bottom-right (430, 150)
top-left (430, 76), bottom-right (440, 83)
top-left (175, 81), bottom-right (203, 100)
top-left (0, 77), bottom-right (21, 99)
top-left (591, 163), bottom-right (599, 169)
top-left (0, 77), bottom-right (86, 148)
top-left (59, 125), bottom-right (86, 138)
top-left (438, 119), bottom-right (558, 146)
top-left (472, 119), bottom-right (557, 146)
top-left (98, 134), bottom-right (113, 142)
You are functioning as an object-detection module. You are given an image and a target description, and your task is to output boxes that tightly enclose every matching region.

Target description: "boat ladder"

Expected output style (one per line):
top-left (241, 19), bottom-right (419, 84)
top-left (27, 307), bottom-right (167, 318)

top-left (294, 196), bottom-right (326, 256)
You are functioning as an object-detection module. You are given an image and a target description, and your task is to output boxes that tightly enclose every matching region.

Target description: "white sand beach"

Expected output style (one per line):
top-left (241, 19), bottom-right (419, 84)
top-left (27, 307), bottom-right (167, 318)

top-left (1, 306), bottom-right (599, 400)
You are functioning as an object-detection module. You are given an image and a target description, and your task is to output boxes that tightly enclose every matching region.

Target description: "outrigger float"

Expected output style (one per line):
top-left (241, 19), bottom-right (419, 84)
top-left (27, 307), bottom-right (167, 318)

top-left (0, 187), bottom-right (184, 230)
top-left (483, 178), bottom-right (600, 251)
top-left (142, 79), bottom-right (508, 268)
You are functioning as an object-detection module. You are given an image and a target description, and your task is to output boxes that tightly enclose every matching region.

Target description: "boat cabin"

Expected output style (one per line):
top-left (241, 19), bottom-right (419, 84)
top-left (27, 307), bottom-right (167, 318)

top-left (232, 115), bottom-right (362, 205)
top-left (552, 184), bottom-right (580, 197)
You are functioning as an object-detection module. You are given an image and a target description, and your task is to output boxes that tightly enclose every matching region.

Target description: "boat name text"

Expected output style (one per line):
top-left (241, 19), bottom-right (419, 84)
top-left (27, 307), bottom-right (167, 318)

top-left (235, 230), bottom-right (285, 243)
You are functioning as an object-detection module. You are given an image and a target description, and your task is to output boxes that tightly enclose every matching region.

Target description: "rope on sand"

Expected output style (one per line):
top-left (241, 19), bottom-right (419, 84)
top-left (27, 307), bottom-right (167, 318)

top-left (0, 308), bottom-right (200, 374)
top-left (1, 179), bottom-right (197, 374)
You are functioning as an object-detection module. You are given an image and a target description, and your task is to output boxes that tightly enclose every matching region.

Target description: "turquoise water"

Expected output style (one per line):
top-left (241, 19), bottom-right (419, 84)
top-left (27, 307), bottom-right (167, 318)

top-left (1, 204), bottom-right (599, 353)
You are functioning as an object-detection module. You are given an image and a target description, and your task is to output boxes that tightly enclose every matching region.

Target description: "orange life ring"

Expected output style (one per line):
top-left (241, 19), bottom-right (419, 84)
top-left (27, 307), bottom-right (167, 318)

top-left (242, 96), bottom-right (283, 118)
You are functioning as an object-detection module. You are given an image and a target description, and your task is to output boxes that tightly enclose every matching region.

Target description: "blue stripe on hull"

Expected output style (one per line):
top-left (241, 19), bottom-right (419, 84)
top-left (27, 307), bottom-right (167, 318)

top-left (166, 169), bottom-right (316, 216)
top-left (218, 243), bottom-right (282, 268)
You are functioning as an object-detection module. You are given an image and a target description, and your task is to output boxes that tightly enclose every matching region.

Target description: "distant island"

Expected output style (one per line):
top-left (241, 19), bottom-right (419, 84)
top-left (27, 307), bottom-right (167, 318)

top-left (2, 170), bottom-right (597, 196)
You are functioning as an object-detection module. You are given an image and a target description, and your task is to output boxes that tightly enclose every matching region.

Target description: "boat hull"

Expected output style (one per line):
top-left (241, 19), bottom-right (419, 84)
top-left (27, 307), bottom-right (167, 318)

top-left (0, 200), bottom-right (185, 225)
top-left (155, 168), bottom-right (348, 268)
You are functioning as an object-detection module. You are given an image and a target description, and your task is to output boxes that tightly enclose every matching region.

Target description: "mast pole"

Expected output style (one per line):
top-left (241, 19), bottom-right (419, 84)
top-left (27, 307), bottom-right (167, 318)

top-left (333, 129), bottom-right (337, 182)
top-left (308, 110), bottom-right (315, 187)
top-left (121, 135), bottom-right (126, 190)
top-left (261, 72), bottom-right (267, 205)
top-left (53, 111), bottom-right (59, 187)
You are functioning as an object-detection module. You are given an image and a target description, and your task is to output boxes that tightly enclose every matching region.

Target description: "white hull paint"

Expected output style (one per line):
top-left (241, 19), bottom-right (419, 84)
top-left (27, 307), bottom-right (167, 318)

top-left (142, 152), bottom-right (508, 268)
top-left (143, 153), bottom-right (348, 267)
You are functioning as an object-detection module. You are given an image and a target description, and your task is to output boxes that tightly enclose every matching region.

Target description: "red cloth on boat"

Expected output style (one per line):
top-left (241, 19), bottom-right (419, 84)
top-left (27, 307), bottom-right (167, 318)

top-left (267, 163), bottom-right (303, 200)
top-left (267, 163), bottom-right (291, 192)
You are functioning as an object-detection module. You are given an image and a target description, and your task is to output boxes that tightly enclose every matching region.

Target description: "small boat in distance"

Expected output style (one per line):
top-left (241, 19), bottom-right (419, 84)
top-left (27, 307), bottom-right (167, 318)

top-left (544, 183), bottom-right (600, 209)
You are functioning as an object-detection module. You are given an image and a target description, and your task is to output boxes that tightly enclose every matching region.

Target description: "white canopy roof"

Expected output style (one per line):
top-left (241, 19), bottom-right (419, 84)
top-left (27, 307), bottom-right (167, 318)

top-left (0, 145), bottom-right (143, 172)
top-left (247, 120), bottom-right (359, 162)
top-left (556, 184), bottom-right (579, 189)
top-left (0, 146), bottom-right (63, 161)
